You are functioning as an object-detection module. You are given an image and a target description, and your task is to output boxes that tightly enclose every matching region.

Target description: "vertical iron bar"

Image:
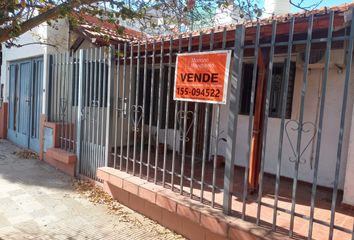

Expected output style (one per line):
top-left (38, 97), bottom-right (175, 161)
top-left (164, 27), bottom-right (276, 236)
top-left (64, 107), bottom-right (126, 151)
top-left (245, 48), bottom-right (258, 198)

top-left (154, 38), bottom-right (166, 184)
top-left (328, 9), bottom-right (354, 240)
top-left (171, 101), bottom-right (179, 190)
top-left (92, 48), bottom-right (98, 177)
top-left (57, 54), bottom-right (61, 122)
top-left (65, 52), bottom-right (70, 150)
top-left (46, 54), bottom-right (52, 119)
top-left (88, 48), bottom-right (94, 172)
top-left (223, 25), bottom-right (245, 214)
top-left (308, 12), bottom-right (333, 239)
top-left (211, 105), bottom-right (220, 207)
top-left (56, 54), bottom-right (59, 121)
top-left (171, 35), bottom-right (182, 190)
top-left (120, 43), bottom-right (127, 170)
top-left (289, 15), bottom-right (313, 236)
top-left (180, 33), bottom-right (193, 195)
top-left (147, 40), bottom-right (156, 180)
top-left (57, 54), bottom-right (61, 142)
top-left (162, 37), bottom-right (173, 187)
top-left (180, 101), bottom-right (188, 194)
top-left (68, 51), bottom-right (74, 152)
top-left (75, 49), bottom-right (84, 177)
top-left (133, 42), bottom-right (141, 175)
top-left (82, 49), bottom-right (89, 176)
top-left (154, 39), bottom-right (164, 184)
top-left (126, 44), bottom-right (134, 172)
top-left (140, 41), bottom-right (148, 177)
top-left (61, 52), bottom-right (66, 149)
top-left (101, 47), bottom-right (107, 168)
top-left (105, 45), bottom-right (114, 167)
top-left (272, 17), bottom-right (295, 230)
top-left (242, 23), bottom-right (261, 220)
top-left (190, 102), bottom-right (198, 197)
top-left (50, 54), bottom-right (55, 121)
top-left (95, 47), bottom-right (102, 178)
top-left (74, 51), bottom-right (79, 153)
top-left (257, 20), bottom-right (277, 225)
top-left (52, 54), bottom-right (56, 121)
top-left (190, 32), bottom-right (203, 197)
top-left (60, 53), bottom-right (64, 148)
top-left (51, 54), bottom-right (55, 121)
top-left (114, 45), bottom-right (121, 169)
top-left (201, 29), bottom-right (214, 202)
top-left (212, 27), bottom-right (227, 207)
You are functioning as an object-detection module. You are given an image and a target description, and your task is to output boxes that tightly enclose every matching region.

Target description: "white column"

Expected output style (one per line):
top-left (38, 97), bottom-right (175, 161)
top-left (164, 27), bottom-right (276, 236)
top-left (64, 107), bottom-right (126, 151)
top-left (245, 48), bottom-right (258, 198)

top-left (343, 66), bottom-right (354, 206)
top-left (343, 111), bottom-right (354, 206)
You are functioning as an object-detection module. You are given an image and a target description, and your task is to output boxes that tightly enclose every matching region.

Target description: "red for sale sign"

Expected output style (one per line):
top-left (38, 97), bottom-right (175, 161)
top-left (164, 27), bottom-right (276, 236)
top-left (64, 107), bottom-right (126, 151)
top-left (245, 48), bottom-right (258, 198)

top-left (173, 50), bottom-right (231, 104)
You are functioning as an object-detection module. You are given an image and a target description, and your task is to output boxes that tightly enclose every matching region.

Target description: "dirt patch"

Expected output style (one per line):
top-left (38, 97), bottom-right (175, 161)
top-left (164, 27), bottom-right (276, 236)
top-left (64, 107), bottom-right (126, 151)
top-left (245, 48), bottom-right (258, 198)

top-left (73, 180), bottom-right (114, 206)
top-left (13, 150), bottom-right (39, 160)
top-left (72, 179), bottom-right (185, 239)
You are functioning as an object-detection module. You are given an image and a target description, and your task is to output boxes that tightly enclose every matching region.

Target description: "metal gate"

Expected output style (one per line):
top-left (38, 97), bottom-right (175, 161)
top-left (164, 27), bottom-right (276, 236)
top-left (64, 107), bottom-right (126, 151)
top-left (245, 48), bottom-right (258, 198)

top-left (48, 8), bottom-right (354, 240)
top-left (48, 49), bottom-right (112, 179)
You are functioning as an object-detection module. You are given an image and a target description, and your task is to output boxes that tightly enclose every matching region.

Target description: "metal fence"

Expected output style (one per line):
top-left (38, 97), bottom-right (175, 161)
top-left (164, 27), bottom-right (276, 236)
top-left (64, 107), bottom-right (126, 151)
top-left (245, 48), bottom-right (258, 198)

top-left (48, 52), bottom-right (79, 153)
top-left (48, 9), bottom-right (354, 240)
top-left (48, 49), bottom-right (111, 178)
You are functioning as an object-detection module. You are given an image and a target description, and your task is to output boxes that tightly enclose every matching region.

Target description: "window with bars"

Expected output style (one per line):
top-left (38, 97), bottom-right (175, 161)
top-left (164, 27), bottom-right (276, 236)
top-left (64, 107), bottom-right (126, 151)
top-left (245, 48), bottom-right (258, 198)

top-left (138, 66), bottom-right (176, 129)
top-left (71, 61), bottom-right (109, 107)
top-left (239, 61), bottom-right (296, 119)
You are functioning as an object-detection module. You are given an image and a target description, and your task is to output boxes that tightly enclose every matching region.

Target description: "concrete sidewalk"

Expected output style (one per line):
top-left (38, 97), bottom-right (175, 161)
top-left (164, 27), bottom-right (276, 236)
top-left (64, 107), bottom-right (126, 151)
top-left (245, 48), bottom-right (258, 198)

top-left (0, 140), bottom-right (184, 240)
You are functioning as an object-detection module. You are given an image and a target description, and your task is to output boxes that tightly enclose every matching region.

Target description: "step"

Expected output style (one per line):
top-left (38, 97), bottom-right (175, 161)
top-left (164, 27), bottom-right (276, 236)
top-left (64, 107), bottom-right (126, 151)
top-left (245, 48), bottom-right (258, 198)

top-left (46, 148), bottom-right (76, 164)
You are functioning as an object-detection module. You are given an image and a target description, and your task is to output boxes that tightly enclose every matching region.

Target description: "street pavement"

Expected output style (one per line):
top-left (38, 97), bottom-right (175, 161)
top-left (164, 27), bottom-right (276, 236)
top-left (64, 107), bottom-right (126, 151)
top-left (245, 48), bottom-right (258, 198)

top-left (0, 140), bottom-right (184, 240)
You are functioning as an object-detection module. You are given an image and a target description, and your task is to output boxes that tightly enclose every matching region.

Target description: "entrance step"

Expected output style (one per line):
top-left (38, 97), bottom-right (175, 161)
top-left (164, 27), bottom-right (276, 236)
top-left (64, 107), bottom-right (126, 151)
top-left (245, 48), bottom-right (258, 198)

top-left (45, 148), bottom-right (76, 176)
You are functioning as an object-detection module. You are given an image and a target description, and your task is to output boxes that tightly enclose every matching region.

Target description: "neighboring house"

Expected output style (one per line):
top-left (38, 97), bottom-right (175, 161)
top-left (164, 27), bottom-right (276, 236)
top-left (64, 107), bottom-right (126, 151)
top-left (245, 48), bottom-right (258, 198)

top-left (1, 2), bottom-right (354, 240)
top-left (0, 13), bottom-right (143, 153)
top-left (121, 1), bottom-right (244, 35)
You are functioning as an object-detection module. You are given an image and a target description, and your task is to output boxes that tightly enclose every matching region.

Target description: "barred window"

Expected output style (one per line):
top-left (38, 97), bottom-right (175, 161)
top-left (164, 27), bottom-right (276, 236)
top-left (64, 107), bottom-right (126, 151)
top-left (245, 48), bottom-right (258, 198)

top-left (239, 61), bottom-right (295, 119)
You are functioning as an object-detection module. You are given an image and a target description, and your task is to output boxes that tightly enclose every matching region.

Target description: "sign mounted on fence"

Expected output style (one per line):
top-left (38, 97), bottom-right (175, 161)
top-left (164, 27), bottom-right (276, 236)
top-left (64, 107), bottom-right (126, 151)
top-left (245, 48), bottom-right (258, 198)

top-left (173, 50), bottom-right (232, 104)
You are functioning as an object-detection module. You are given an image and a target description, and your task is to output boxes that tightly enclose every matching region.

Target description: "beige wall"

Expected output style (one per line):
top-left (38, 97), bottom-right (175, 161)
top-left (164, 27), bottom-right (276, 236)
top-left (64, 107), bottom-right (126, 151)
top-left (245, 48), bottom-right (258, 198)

top-left (211, 49), bottom-right (353, 190)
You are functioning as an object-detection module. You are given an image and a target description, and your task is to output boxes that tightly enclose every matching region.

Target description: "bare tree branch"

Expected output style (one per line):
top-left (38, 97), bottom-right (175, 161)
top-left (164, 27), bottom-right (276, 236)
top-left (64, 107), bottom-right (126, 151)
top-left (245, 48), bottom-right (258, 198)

top-left (0, 0), bottom-right (325, 44)
top-left (290, 0), bottom-right (324, 12)
top-left (0, 0), bottom-right (99, 43)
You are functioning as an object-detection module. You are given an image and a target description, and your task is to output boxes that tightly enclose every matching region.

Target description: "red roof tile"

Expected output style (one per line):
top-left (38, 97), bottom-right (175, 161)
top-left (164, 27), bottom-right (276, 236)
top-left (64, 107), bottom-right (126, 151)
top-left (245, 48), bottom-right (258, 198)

top-left (72, 12), bottom-right (145, 45)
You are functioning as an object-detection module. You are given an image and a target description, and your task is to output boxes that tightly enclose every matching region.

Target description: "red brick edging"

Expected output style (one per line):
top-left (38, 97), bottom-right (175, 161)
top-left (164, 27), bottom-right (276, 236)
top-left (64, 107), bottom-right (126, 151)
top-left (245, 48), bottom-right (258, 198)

top-left (44, 148), bottom-right (77, 177)
top-left (0, 103), bottom-right (8, 139)
top-left (97, 167), bottom-right (290, 240)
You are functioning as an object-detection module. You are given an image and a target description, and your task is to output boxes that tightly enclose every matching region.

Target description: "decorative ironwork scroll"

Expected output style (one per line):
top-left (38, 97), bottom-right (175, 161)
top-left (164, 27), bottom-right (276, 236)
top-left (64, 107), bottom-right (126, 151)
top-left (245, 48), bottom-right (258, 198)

top-left (285, 120), bottom-right (316, 165)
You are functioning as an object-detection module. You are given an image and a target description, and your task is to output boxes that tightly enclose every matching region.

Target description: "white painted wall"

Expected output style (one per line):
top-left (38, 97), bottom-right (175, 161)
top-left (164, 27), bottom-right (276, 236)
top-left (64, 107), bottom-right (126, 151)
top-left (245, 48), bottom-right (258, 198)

top-left (263, 0), bottom-right (291, 18)
top-left (343, 68), bottom-right (354, 205)
top-left (1, 18), bottom-right (70, 115)
top-left (344, 115), bottom-right (354, 205)
top-left (210, 49), bottom-right (353, 190)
